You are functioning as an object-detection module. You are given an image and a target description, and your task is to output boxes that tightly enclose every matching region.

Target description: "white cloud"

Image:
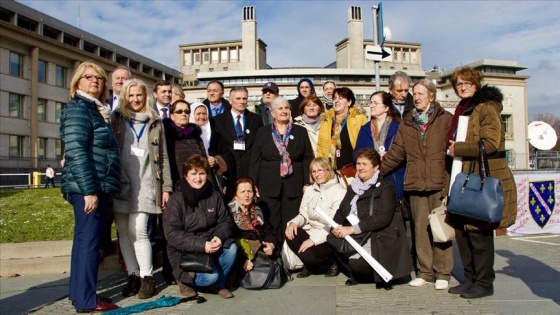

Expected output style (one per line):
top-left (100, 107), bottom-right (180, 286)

top-left (17, 0), bottom-right (560, 117)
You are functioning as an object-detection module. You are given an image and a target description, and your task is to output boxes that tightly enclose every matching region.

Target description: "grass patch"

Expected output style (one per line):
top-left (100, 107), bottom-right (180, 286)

top-left (0, 189), bottom-right (116, 243)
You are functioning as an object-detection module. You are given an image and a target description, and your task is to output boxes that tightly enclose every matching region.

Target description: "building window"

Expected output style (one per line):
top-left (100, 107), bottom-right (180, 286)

top-left (221, 50), bottom-right (228, 62)
top-left (9, 52), bottom-right (23, 77)
top-left (38, 138), bottom-right (46, 159)
top-left (37, 98), bottom-right (46, 121)
top-left (55, 102), bottom-right (65, 123)
top-left (9, 93), bottom-right (23, 118)
top-left (194, 53), bottom-right (200, 64)
top-left (55, 65), bottom-right (67, 87)
top-left (211, 51), bottom-right (219, 63)
top-left (230, 50), bottom-right (238, 61)
top-left (203, 52), bottom-right (209, 63)
top-left (38, 60), bottom-right (47, 83)
top-left (183, 52), bottom-right (191, 65)
top-left (501, 114), bottom-right (513, 139)
top-left (9, 135), bottom-right (23, 158)
top-left (55, 139), bottom-right (64, 159)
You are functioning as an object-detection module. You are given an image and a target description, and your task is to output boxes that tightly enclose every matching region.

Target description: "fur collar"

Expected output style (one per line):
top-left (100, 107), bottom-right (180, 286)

top-left (465, 85), bottom-right (504, 114)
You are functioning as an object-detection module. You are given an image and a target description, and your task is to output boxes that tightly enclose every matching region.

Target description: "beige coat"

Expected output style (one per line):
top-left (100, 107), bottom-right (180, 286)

top-left (288, 178), bottom-right (346, 245)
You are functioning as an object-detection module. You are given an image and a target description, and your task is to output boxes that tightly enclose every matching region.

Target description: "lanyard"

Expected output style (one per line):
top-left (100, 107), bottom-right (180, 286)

top-left (128, 120), bottom-right (147, 143)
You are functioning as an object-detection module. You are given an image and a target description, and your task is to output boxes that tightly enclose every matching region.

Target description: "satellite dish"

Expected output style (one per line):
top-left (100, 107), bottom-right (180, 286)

top-left (528, 121), bottom-right (558, 150)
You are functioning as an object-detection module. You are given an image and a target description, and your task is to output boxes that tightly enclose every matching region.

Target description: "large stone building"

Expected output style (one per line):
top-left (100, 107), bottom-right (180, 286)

top-left (178, 6), bottom-right (529, 170)
top-left (0, 0), bottom-right (181, 172)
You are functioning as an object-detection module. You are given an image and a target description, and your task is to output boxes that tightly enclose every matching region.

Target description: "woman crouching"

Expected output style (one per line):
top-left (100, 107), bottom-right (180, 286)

top-left (163, 154), bottom-right (236, 299)
top-left (329, 148), bottom-right (413, 288)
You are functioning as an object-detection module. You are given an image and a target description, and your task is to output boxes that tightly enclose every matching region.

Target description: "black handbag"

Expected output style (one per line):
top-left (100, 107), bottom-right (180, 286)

top-left (447, 141), bottom-right (504, 223)
top-left (179, 252), bottom-right (215, 273)
top-left (326, 186), bottom-right (378, 256)
top-left (241, 257), bottom-right (289, 290)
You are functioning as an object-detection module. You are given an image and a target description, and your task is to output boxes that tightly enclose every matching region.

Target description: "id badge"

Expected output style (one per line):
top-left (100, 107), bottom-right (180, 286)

top-left (346, 214), bottom-right (360, 225)
top-left (233, 140), bottom-right (246, 151)
top-left (130, 146), bottom-right (146, 157)
top-left (336, 149), bottom-right (341, 158)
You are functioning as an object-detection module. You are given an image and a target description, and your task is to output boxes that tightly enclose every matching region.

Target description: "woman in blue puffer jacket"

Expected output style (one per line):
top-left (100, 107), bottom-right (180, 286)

top-left (59, 62), bottom-right (120, 313)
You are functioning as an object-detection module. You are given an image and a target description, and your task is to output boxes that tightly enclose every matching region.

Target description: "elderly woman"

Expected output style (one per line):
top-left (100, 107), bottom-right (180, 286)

top-left (381, 79), bottom-right (453, 290)
top-left (447, 67), bottom-right (517, 299)
top-left (60, 62), bottom-right (120, 312)
top-left (289, 78), bottom-right (316, 119)
top-left (293, 95), bottom-right (326, 156)
top-left (285, 157), bottom-right (346, 278)
top-left (163, 154), bottom-right (236, 299)
top-left (228, 177), bottom-right (279, 280)
top-left (330, 148), bottom-right (412, 287)
top-left (317, 87), bottom-right (367, 184)
top-left (355, 91), bottom-right (405, 201)
top-left (112, 79), bottom-right (172, 299)
top-left (189, 102), bottom-right (233, 194)
top-left (249, 96), bottom-right (314, 245)
top-left (320, 81), bottom-right (337, 110)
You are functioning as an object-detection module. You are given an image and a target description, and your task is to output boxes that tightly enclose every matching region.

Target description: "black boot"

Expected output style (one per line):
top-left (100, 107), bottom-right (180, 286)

top-left (324, 261), bottom-right (340, 277)
top-left (460, 286), bottom-right (493, 299)
top-left (122, 273), bottom-right (141, 297)
top-left (449, 280), bottom-right (473, 294)
top-left (297, 267), bottom-right (312, 278)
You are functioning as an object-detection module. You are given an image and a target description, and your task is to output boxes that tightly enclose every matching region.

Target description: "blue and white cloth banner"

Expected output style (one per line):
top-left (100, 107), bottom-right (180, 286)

top-left (508, 174), bottom-right (560, 236)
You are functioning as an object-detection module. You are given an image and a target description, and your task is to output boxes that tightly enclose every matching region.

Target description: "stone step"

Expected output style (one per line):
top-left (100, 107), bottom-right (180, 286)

top-left (0, 241), bottom-right (73, 259)
top-left (0, 253), bottom-right (121, 276)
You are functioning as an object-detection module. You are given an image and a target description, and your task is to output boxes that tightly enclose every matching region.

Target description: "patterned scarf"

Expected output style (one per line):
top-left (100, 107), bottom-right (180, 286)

top-left (350, 169), bottom-right (380, 216)
top-left (330, 112), bottom-right (348, 169)
top-left (230, 201), bottom-right (263, 231)
top-left (412, 104), bottom-right (435, 140)
top-left (371, 117), bottom-right (390, 152)
top-left (271, 122), bottom-right (293, 177)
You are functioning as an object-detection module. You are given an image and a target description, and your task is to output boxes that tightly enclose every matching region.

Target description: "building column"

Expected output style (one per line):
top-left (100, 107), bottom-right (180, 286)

top-left (30, 46), bottom-right (39, 169)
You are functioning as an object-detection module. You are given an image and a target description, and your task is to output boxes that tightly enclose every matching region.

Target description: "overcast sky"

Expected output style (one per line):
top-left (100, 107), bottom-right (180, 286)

top-left (18, 0), bottom-right (560, 119)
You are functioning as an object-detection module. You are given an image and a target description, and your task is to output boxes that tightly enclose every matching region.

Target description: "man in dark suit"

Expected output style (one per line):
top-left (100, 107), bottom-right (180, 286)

top-left (203, 80), bottom-right (231, 118)
top-left (152, 81), bottom-right (172, 118)
top-left (389, 71), bottom-right (414, 117)
top-left (107, 66), bottom-right (131, 112)
top-left (214, 86), bottom-right (263, 182)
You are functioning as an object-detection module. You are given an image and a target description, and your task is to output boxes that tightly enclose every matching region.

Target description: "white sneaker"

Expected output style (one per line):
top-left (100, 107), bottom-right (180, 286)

top-left (435, 280), bottom-right (449, 290)
top-left (409, 278), bottom-right (428, 287)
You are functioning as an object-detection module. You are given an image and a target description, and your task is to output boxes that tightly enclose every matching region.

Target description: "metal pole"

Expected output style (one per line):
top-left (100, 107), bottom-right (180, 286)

top-left (372, 6), bottom-right (380, 91)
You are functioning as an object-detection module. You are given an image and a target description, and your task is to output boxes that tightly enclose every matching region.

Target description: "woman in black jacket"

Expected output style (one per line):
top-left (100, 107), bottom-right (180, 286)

top-left (249, 96), bottom-right (314, 245)
top-left (330, 148), bottom-right (413, 288)
top-left (163, 155), bottom-right (236, 299)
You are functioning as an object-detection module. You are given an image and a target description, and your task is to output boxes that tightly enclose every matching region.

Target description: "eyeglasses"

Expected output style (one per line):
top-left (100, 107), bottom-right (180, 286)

top-left (456, 82), bottom-right (473, 88)
top-left (173, 110), bottom-right (190, 115)
top-left (370, 102), bottom-right (385, 107)
top-left (312, 169), bottom-right (327, 174)
top-left (81, 74), bottom-right (105, 82)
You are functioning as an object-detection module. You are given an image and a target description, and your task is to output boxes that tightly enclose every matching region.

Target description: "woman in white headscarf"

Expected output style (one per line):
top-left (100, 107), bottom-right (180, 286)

top-left (189, 102), bottom-right (234, 196)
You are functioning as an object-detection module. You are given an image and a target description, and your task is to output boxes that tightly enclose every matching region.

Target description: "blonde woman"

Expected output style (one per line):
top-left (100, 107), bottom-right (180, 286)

top-left (60, 62), bottom-right (119, 312)
top-left (112, 79), bottom-right (172, 299)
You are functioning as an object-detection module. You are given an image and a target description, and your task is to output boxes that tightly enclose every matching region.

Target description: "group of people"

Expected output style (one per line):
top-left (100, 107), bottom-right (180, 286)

top-left (59, 61), bottom-right (516, 312)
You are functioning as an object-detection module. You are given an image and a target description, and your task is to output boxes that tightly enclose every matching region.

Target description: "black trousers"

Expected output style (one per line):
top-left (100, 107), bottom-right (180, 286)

top-left (286, 228), bottom-right (335, 271)
top-left (455, 228), bottom-right (495, 289)
top-left (259, 182), bottom-right (302, 245)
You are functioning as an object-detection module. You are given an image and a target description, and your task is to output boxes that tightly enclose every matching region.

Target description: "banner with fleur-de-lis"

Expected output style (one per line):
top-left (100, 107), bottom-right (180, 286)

top-left (507, 175), bottom-right (560, 236)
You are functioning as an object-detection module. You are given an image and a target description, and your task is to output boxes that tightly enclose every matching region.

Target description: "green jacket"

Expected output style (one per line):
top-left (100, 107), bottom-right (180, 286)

top-left (59, 94), bottom-right (120, 195)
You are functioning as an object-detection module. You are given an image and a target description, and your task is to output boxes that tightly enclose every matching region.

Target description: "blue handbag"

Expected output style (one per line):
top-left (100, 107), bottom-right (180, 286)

top-left (447, 141), bottom-right (504, 223)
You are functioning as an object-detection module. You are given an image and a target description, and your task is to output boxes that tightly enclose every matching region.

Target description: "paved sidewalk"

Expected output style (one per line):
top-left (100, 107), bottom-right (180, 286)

top-left (1, 235), bottom-right (559, 315)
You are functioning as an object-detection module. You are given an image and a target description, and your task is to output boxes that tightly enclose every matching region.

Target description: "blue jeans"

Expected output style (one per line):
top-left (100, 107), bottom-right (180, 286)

top-left (68, 193), bottom-right (109, 310)
top-left (194, 242), bottom-right (237, 288)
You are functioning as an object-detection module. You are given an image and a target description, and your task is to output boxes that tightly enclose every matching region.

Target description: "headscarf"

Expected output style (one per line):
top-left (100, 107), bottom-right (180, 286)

top-left (189, 102), bottom-right (211, 154)
top-left (296, 78), bottom-right (316, 99)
